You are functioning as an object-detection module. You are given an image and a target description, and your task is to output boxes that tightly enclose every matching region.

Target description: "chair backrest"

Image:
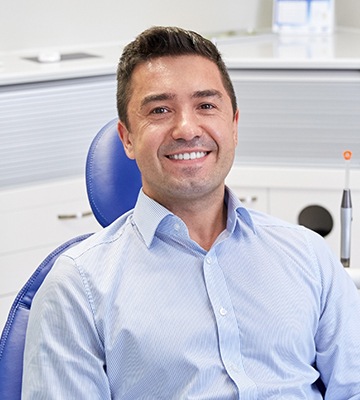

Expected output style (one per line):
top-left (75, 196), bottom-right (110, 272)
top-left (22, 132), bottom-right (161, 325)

top-left (86, 118), bottom-right (142, 227)
top-left (0, 118), bottom-right (141, 399)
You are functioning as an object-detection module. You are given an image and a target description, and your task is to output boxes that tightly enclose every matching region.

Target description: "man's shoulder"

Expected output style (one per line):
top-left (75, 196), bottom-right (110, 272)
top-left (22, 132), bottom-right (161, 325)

top-left (64, 211), bottom-right (133, 261)
top-left (246, 208), bottom-right (304, 231)
top-left (244, 207), bottom-right (329, 256)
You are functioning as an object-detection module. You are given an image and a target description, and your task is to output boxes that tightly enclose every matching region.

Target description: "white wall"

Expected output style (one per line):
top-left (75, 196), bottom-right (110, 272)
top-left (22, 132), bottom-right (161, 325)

top-left (0, 0), bottom-right (267, 52)
top-left (1, 0), bottom-right (357, 53)
top-left (336, 0), bottom-right (360, 30)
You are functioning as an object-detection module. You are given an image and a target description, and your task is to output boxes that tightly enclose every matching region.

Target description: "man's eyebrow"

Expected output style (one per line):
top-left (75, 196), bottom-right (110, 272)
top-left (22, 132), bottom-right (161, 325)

top-left (140, 90), bottom-right (223, 109)
top-left (141, 93), bottom-right (175, 108)
top-left (192, 89), bottom-right (223, 100)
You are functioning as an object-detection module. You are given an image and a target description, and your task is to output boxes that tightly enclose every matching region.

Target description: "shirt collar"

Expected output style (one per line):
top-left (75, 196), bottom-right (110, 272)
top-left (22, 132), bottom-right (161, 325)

top-left (132, 187), bottom-right (255, 248)
top-left (225, 187), bottom-right (256, 235)
top-left (133, 190), bottom-right (174, 248)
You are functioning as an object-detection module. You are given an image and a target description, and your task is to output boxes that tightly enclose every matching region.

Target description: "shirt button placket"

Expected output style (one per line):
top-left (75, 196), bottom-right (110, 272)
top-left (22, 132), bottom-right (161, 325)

top-left (202, 251), bottom-right (257, 399)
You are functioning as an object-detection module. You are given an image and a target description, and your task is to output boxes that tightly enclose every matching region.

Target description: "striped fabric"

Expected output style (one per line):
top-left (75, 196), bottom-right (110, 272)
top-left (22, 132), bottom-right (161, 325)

top-left (22, 188), bottom-right (360, 399)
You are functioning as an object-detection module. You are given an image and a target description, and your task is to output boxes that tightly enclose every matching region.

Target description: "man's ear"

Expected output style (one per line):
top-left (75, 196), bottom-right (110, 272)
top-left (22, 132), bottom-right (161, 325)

top-left (118, 120), bottom-right (135, 160)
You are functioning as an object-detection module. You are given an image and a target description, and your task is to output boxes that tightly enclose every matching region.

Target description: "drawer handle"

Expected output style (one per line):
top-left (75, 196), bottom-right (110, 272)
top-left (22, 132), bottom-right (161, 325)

top-left (57, 210), bottom-right (93, 220)
top-left (239, 196), bottom-right (258, 203)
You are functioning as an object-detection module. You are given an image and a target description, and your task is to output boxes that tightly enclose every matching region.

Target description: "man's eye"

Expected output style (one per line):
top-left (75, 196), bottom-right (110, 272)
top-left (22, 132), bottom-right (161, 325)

top-left (200, 103), bottom-right (214, 110)
top-left (151, 107), bottom-right (168, 114)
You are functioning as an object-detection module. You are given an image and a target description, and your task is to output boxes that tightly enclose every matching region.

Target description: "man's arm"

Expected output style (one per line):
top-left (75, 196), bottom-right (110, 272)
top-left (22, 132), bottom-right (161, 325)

top-left (22, 254), bottom-right (111, 399)
top-left (313, 233), bottom-right (360, 399)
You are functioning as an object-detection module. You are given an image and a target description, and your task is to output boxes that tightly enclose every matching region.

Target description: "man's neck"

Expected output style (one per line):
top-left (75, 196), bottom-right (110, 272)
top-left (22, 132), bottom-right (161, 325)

top-left (165, 192), bottom-right (227, 251)
top-left (185, 205), bottom-right (227, 251)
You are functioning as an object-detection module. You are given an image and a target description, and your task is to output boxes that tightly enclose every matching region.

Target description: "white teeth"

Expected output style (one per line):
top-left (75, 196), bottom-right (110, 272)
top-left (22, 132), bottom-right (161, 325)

top-left (169, 151), bottom-right (207, 160)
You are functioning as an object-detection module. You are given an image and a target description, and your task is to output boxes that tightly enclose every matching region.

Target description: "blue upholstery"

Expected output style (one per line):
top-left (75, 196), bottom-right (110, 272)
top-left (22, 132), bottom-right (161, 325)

top-left (0, 118), bottom-right (141, 399)
top-left (86, 118), bottom-right (142, 227)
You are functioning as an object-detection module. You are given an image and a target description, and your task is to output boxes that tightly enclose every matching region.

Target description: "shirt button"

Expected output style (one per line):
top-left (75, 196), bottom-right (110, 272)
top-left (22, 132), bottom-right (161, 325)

top-left (219, 307), bottom-right (228, 316)
top-left (174, 223), bottom-right (180, 232)
top-left (206, 257), bottom-right (212, 264)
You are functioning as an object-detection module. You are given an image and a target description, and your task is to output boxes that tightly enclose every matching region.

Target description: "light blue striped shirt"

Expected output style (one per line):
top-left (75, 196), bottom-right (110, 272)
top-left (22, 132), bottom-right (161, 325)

top-left (23, 187), bottom-right (360, 399)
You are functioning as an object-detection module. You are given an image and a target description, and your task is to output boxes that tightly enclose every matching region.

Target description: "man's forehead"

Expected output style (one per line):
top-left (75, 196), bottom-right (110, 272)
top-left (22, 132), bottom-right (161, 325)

top-left (130, 56), bottom-right (224, 90)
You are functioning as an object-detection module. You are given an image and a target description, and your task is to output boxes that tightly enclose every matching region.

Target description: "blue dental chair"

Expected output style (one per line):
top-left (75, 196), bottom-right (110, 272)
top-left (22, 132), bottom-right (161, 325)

top-left (0, 118), bottom-right (142, 400)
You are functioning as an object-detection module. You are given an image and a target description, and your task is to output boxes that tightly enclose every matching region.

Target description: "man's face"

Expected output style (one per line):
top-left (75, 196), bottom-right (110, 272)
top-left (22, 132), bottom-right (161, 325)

top-left (118, 54), bottom-right (239, 207)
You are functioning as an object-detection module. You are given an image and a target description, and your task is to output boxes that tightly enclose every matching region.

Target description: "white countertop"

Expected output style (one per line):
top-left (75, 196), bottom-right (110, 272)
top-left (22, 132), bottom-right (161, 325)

top-left (216, 30), bottom-right (360, 70)
top-left (1, 30), bottom-right (360, 86)
top-left (0, 42), bottom-right (125, 85)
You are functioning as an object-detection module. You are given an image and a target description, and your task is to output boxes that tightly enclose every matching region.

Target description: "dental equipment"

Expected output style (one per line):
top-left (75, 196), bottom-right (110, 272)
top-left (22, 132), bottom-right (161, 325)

top-left (340, 150), bottom-right (353, 268)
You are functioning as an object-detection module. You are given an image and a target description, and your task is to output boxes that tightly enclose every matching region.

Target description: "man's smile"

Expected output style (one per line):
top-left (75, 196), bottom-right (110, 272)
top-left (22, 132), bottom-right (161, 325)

top-left (167, 151), bottom-right (209, 160)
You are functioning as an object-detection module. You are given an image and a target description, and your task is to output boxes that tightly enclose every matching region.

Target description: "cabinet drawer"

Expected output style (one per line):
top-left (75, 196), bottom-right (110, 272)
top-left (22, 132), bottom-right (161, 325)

top-left (228, 185), bottom-right (269, 213)
top-left (1, 197), bottom-right (98, 255)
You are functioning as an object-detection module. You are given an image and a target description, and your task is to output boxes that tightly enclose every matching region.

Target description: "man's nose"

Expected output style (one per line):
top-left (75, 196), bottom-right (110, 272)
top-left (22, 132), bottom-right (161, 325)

top-left (171, 110), bottom-right (202, 141)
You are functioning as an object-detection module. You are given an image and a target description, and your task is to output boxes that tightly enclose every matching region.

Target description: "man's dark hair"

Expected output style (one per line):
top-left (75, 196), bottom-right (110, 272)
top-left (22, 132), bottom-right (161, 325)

top-left (116, 26), bottom-right (237, 128)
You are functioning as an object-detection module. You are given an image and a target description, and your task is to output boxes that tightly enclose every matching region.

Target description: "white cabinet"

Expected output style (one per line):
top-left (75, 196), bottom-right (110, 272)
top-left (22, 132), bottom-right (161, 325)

top-left (228, 68), bottom-right (360, 169)
top-left (0, 74), bottom-right (117, 188)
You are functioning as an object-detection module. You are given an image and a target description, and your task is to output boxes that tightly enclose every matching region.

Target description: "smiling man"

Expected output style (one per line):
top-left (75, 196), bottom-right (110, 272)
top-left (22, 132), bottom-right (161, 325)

top-left (118, 53), bottom-right (238, 250)
top-left (22, 26), bottom-right (360, 399)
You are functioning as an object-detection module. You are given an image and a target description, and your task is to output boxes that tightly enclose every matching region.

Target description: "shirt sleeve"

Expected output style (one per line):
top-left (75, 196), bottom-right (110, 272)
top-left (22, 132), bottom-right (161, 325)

top-left (311, 232), bottom-right (360, 399)
top-left (22, 254), bottom-right (111, 400)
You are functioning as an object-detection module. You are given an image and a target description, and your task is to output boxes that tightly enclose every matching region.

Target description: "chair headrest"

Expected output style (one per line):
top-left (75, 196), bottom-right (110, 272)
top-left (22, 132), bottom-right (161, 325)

top-left (86, 119), bottom-right (142, 227)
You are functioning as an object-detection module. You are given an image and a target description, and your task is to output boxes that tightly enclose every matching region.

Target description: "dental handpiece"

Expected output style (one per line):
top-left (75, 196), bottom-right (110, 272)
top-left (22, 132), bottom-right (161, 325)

top-left (340, 150), bottom-right (353, 268)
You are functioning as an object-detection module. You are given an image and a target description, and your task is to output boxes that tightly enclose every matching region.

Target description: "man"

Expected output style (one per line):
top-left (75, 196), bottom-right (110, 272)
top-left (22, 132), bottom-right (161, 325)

top-left (22, 26), bottom-right (360, 399)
